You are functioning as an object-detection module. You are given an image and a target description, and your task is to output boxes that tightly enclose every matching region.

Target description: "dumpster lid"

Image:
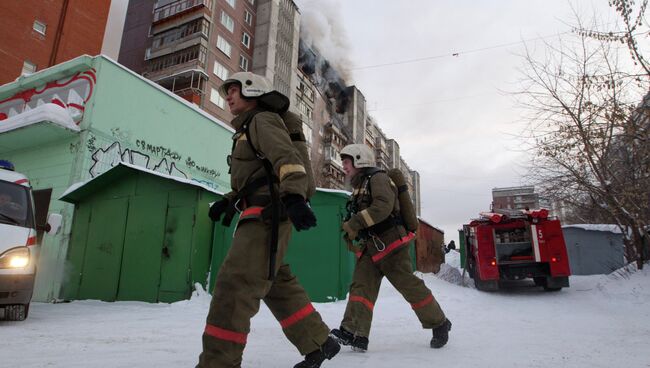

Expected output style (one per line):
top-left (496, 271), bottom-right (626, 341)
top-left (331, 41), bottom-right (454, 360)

top-left (60, 162), bottom-right (226, 203)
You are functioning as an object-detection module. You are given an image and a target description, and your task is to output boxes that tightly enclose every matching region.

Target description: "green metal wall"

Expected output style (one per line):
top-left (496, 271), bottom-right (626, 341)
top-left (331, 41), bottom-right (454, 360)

top-left (208, 190), bottom-right (355, 303)
top-left (0, 55), bottom-right (234, 301)
top-left (459, 229), bottom-right (466, 269)
top-left (62, 169), bottom-right (219, 303)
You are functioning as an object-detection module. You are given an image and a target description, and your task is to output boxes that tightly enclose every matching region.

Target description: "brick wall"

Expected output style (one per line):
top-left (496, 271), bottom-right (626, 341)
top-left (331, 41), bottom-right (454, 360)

top-left (0, 0), bottom-right (110, 85)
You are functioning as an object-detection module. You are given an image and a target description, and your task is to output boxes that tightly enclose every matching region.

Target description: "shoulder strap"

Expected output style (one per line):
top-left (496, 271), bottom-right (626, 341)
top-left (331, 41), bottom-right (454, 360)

top-left (363, 168), bottom-right (386, 198)
top-left (242, 116), bottom-right (266, 161)
top-left (234, 112), bottom-right (281, 281)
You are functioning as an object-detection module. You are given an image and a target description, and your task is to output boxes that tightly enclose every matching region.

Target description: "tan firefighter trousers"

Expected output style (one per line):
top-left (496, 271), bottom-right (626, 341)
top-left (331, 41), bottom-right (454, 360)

top-left (197, 209), bottom-right (330, 368)
top-left (341, 245), bottom-right (446, 338)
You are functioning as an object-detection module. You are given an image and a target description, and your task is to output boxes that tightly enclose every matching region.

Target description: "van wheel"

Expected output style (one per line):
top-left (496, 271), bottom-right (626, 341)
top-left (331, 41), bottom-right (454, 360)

top-left (5, 304), bottom-right (28, 321)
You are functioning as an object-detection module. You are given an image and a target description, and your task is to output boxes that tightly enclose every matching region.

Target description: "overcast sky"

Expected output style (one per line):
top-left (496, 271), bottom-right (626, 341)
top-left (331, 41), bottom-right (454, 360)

top-left (293, 0), bottom-right (621, 241)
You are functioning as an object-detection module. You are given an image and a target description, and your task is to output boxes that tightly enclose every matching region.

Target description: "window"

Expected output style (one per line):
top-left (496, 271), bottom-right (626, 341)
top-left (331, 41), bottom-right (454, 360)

top-left (33, 20), bottom-right (46, 35)
top-left (225, 0), bottom-right (236, 7)
top-left (303, 125), bottom-right (312, 145)
top-left (241, 32), bottom-right (250, 48)
top-left (210, 88), bottom-right (226, 109)
top-left (239, 54), bottom-right (249, 71)
top-left (22, 61), bottom-right (36, 75)
top-left (217, 36), bottom-right (232, 57)
top-left (213, 60), bottom-right (229, 80)
top-left (298, 100), bottom-right (312, 120)
top-left (221, 11), bottom-right (234, 32)
top-left (244, 10), bottom-right (252, 25)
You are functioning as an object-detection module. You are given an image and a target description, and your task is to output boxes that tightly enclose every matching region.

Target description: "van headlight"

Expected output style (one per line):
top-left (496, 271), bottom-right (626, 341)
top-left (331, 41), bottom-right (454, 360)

top-left (0, 247), bottom-right (30, 269)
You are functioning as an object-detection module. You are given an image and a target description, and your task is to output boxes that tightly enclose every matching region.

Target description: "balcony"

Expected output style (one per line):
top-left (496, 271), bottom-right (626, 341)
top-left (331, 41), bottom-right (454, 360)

top-left (153, 0), bottom-right (212, 25)
top-left (375, 137), bottom-right (387, 151)
top-left (323, 152), bottom-right (343, 169)
top-left (149, 18), bottom-right (210, 59)
top-left (157, 69), bottom-right (208, 105)
top-left (144, 45), bottom-right (208, 81)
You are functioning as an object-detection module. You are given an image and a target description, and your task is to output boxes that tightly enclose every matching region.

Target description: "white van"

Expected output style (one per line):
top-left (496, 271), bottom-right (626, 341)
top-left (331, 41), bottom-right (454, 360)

top-left (0, 161), bottom-right (60, 321)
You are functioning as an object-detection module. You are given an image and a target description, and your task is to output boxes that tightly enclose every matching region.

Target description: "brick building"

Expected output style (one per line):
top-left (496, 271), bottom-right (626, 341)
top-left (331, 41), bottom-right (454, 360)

top-left (492, 186), bottom-right (540, 211)
top-left (0, 0), bottom-right (126, 85)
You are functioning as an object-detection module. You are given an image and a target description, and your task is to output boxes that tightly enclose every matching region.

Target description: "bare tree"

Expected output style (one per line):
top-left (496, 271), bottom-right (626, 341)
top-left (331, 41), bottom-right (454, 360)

top-left (517, 0), bottom-right (649, 268)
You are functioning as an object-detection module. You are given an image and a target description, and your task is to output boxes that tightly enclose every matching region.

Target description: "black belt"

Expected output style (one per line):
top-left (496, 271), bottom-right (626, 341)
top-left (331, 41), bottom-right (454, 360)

top-left (240, 195), bottom-right (271, 209)
top-left (368, 215), bottom-right (403, 235)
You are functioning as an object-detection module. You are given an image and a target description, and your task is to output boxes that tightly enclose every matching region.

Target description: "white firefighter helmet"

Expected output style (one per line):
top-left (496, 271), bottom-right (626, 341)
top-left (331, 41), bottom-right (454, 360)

top-left (340, 144), bottom-right (376, 168)
top-left (218, 72), bottom-right (273, 99)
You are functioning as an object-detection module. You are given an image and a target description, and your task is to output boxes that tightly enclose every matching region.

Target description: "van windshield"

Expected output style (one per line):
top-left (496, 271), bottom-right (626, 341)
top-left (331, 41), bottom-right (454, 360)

top-left (0, 181), bottom-right (34, 228)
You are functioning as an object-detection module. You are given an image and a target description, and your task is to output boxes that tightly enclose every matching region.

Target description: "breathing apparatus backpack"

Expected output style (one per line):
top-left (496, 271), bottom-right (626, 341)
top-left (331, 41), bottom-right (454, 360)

top-left (277, 110), bottom-right (315, 199)
top-left (386, 168), bottom-right (419, 232)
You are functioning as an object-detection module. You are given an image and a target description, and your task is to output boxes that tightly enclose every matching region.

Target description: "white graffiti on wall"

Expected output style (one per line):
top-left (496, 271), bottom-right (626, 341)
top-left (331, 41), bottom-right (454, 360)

top-left (0, 69), bottom-right (96, 124)
top-left (90, 141), bottom-right (188, 179)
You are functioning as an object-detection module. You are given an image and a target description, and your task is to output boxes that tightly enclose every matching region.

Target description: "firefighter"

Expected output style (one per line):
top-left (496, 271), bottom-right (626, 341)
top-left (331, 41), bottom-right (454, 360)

top-left (330, 144), bottom-right (452, 351)
top-left (197, 72), bottom-right (340, 368)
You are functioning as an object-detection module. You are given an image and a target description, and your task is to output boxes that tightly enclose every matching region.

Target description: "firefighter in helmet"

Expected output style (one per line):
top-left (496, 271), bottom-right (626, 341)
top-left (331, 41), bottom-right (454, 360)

top-left (330, 144), bottom-right (451, 352)
top-left (197, 72), bottom-right (340, 368)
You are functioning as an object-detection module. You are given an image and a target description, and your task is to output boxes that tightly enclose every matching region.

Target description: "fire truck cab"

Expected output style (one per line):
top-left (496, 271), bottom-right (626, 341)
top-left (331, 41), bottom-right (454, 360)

top-left (463, 209), bottom-right (571, 291)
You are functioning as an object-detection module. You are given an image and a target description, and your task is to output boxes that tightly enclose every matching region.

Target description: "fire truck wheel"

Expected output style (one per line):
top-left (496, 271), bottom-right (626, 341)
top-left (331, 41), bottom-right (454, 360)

top-left (473, 270), bottom-right (498, 291)
top-left (537, 276), bottom-right (563, 291)
top-left (543, 286), bottom-right (562, 292)
top-left (533, 277), bottom-right (545, 287)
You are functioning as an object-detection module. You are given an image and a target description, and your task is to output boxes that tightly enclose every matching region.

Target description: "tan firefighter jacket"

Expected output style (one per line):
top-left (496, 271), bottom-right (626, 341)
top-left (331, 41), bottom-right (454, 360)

top-left (226, 109), bottom-right (308, 202)
top-left (345, 169), bottom-right (414, 262)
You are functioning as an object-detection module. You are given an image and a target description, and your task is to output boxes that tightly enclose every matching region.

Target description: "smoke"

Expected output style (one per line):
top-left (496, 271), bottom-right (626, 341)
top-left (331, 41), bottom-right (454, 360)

top-left (296, 0), bottom-right (353, 82)
top-left (295, 0), bottom-right (353, 116)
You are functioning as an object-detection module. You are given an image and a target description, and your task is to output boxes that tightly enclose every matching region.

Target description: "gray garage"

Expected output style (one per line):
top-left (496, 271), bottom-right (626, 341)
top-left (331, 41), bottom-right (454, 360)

top-left (562, 224), bottom-right (625, 275)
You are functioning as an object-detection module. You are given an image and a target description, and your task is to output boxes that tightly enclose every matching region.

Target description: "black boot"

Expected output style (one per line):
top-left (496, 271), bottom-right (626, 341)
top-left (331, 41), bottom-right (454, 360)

top-left (330, 327), bottom-right (369, 352)
top-left (430, 319), bottom-right (452, 348)
top-left (294, 336), bottom-right (340, 368)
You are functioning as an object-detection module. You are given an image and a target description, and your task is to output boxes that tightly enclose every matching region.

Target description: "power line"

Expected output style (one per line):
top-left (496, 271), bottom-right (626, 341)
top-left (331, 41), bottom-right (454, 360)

top-left (352, 31), bottom-right (571, 70)
top-left (367, 93), bottom-right (491, 112)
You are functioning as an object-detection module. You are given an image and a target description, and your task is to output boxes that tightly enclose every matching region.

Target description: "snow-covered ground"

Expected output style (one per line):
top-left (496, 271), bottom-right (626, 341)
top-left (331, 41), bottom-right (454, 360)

top-left (2, 252), bottom-right (649, 368)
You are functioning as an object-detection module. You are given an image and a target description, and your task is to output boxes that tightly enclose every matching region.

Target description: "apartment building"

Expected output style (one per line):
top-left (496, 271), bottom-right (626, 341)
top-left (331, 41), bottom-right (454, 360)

top-left (119, 0), bottom-right (260, 124)
top-left (252, 0), bottom-right (300, 106)
top-left (366, 117), bottom-right (420, 215)
top-left (386, 139), bottom-right (401, 169)
top-left (345, 86), bottom-right (367, 145)
top-left (0, 0), bottom-right (126, 85)
top-left (117, 0), bottom-right (302, 125)
top-left (365, 117), bottom-right (389, 170)
top-left (492, 186), bottom-right (540, 211)
top-left (294, 38), bottom-right (421, 206)
top-left (410, 170), bottom-right (421, 215)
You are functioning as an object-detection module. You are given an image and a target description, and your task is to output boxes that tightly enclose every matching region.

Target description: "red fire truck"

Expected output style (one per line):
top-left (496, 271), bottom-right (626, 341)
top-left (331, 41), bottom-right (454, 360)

top-left (463, 209), bottom-right (571, 291)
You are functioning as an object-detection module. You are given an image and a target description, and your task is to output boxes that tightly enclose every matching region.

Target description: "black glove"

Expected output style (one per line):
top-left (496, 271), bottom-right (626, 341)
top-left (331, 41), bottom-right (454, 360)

top-left (209, 198), bottom-right (230, 222)
top-left (282, 194), bottom-right (317, 231)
